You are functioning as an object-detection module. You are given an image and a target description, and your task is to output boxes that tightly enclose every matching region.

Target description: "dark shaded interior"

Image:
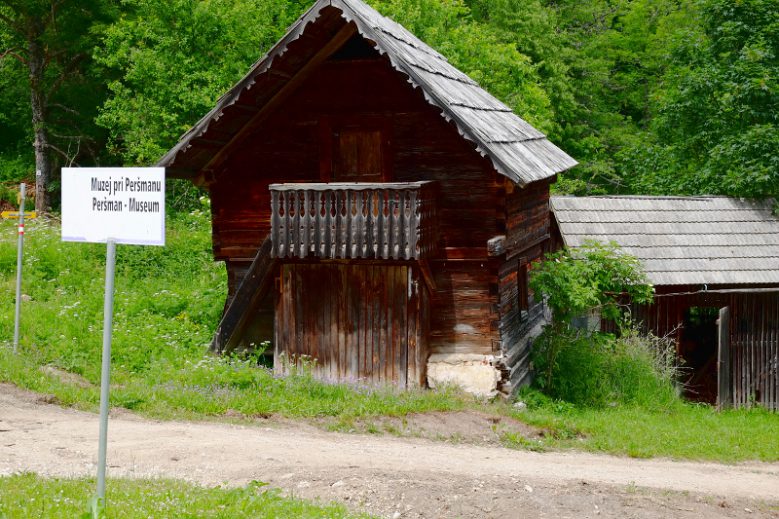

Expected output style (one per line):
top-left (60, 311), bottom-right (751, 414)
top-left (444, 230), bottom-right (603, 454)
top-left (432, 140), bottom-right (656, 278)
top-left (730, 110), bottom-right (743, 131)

top-left (679, 306), bottom-right (719, 403)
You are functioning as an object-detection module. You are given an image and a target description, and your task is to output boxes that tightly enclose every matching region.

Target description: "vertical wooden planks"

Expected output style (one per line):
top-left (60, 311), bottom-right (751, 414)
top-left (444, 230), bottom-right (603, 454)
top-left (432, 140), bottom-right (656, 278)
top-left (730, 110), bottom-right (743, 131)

top-left (772, 295), bottom-right (777, 409)
top-left (378, 266), bottom-right (387, 384)
top-left (773, 295), bottom-right (778, 410)
top-left (406, 266), bottom-right (418, 387)
top-left (717, 306), bottom-right (731, 409)
top-left (401, 265), bottom-right (410, 386)
top-left (276, 263), bottom-right (410, 387)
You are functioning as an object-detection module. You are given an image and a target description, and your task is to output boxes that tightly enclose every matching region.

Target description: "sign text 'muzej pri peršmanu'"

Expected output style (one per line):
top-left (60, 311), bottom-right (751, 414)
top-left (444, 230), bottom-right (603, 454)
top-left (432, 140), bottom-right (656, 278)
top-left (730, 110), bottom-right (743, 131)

top-left (62, 167), bottom-right (165, 246)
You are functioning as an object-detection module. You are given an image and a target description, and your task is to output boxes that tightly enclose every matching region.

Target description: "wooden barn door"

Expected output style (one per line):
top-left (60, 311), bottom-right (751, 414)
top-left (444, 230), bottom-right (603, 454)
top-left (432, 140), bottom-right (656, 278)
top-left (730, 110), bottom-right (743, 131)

top-left (276, 263), bottom-right (409, 386)
top-left (717, 306), bottom-right (732, 409)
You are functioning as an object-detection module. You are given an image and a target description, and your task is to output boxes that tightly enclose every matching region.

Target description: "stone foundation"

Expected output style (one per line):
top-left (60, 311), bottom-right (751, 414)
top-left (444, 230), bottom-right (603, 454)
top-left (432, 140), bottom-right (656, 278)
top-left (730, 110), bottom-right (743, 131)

top-left (426, 353), bottom-right (501, 398)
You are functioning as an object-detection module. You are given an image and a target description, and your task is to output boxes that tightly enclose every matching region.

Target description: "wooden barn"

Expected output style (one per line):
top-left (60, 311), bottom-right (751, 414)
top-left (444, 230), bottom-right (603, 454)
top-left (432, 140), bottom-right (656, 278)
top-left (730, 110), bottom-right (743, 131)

top-left (551, 196), bottom-right (779, 409)
top-left (158, 0), bottom-right (577, 396)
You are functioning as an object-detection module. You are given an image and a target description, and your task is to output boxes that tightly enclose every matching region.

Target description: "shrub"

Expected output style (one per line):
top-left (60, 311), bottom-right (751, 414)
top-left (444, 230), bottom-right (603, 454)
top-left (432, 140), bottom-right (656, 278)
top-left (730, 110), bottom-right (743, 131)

top-left (531, 327), bottom-right (679, 409)
top-left (529, 241), bottom-right (655, 390)
top-left (529, 241), bottom-right (680, 408)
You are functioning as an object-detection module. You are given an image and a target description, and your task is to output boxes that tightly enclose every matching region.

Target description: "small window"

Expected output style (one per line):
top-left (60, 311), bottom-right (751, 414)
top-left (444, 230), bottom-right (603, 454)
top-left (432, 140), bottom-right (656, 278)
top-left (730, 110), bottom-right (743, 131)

top-left (333, 129), bottom-right (383, 181)
top-left (518, 263), bottom-right (529, 313)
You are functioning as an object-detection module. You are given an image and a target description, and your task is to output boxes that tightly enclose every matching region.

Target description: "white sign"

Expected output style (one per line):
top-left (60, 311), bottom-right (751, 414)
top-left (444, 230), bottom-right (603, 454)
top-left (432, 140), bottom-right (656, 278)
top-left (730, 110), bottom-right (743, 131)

top-left (62, 167), bottom-right (165, 246)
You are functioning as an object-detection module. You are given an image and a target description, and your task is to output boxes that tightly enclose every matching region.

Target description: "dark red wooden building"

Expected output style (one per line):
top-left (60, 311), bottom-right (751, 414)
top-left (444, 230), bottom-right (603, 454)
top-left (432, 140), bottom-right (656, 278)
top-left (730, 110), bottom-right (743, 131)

top-left (158, 0), bottom-right (576, 396)
top-left (552, 196), bottom-right (779, 409)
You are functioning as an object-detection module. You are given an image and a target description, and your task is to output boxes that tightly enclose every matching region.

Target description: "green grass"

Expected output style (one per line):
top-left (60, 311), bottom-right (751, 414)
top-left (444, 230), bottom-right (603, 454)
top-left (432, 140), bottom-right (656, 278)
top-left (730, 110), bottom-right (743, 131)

top-left (505, 389), bottom-right (779, 462)
top-left (0, 473), bottom-right (370, 518)
top-left (1, 210), bottom-right (777, 463)
top-left (0, 210), bottom-right (467, 421)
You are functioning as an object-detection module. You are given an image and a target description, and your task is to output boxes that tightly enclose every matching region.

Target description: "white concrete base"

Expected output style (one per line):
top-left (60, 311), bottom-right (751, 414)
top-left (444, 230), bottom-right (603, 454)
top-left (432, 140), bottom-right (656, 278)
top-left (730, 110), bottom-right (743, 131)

top-left (426, 353), bottom-right (501, 398)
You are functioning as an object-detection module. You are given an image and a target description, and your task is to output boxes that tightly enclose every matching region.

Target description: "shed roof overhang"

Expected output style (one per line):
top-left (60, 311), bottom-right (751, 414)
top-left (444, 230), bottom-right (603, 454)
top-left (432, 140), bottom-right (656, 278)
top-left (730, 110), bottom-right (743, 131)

top-left (551, 195), bottom-right (779, 287)
top-left (157, 0), bottom-right (577, 186)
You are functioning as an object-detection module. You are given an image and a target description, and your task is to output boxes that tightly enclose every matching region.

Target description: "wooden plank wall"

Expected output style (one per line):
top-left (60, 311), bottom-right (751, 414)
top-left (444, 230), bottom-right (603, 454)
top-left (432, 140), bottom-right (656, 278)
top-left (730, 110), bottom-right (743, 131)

top-left (621, 289), bottom-right (779, 410)
top-left (497, 179), bottom-right (553, 393)
top-left (275, 263), bottom-right (409, 385)
top-left (729, 293), bottom-right (778, 410)
top-left (210, 56), bottom-right (509, 357)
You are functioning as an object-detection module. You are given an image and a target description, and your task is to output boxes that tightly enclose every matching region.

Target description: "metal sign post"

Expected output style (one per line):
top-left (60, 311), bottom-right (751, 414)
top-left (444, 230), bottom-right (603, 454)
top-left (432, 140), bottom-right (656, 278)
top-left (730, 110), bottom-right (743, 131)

top-left (61, 167), bottom-right (165, 510)
top-left (96, 239), bottom-right (116, 502)
top-left (13, 183), bottom-right (26, 354)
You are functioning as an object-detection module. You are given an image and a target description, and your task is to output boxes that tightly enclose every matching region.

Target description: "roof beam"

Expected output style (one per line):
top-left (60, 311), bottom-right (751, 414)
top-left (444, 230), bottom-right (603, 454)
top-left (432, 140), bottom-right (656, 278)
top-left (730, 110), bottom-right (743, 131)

top-left (200, 21), bottom-right (358, 177)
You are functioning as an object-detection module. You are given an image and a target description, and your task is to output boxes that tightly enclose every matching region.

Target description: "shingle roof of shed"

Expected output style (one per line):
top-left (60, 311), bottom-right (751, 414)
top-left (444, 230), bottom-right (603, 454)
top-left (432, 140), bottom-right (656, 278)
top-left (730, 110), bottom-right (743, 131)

top-left (158, 0), bottom-right (576, 185)
top-left (551, 196), bottom-right (779, 286)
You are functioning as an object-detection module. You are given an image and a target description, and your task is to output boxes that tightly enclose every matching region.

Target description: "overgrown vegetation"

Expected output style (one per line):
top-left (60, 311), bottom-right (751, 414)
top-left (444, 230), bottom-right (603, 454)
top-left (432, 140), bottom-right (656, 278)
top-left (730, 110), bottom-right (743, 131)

top-left (0, 474), bottom-right (371, 518)
top-left (0, 211), bottom-right (464, 421)
top-left (2, 0), bottom-right (777, 203)
top-left (528, 241), bottom-right (659, 404)
top-left (529, 328), bottom-right (679, 409)
top-left (1, 215), bottom-right (777, 463)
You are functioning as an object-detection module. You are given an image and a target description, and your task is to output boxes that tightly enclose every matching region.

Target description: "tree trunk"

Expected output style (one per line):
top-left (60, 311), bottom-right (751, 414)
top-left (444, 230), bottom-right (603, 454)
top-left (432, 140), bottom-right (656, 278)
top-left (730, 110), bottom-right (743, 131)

top-left (27, 35), bottom-right (52, 213)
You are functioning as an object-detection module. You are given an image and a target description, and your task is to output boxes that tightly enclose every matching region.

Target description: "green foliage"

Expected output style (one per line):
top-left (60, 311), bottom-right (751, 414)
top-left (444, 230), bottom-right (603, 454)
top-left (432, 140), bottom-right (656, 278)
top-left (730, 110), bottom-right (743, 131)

top-left (528, 242), bottom-right (680, 415)
top-left (628, 0), bottom-right (779, 198)
top-left (94, 0), bottom-right (308, 165)
top-left (530, 328), bottom-right (679, 408)
top-left (0, 474), bottom-right (371, 518)
top-left (2, 0), bottom-right (777, 205)
top-left (0, 0), bottom-right (118, 192)
top-left (529, 241), bottom-right (656, 394)
top-left (530, 241), bottom-right (653, 325)
top-left (3, 0), bottom-right (776, 202)
top-left (0, 211), bottom-right (222, 380)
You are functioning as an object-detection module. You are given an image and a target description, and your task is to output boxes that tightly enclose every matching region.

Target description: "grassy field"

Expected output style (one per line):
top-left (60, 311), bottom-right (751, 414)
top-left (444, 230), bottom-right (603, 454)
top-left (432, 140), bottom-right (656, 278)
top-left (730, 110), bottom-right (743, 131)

top-left (0, 473), bottom-right (370, 518)
top-left (506, 389), bottom-right (779, 462)
top-left (1, 209), bottom-right (777, 463)
top-left (0, 209), bottom-right (464, 420)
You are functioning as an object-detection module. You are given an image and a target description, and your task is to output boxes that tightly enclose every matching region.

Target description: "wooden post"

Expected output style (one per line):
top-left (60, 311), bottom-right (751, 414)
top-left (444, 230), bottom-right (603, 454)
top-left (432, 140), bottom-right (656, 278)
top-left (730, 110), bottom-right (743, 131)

top-left (717, 306), bottom-right (732, 410)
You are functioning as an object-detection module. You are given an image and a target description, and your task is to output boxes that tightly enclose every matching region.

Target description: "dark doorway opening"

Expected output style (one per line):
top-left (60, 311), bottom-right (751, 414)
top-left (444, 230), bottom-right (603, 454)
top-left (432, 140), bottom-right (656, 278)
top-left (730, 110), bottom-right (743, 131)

top-left (679, 306), bottom-right (720, 403)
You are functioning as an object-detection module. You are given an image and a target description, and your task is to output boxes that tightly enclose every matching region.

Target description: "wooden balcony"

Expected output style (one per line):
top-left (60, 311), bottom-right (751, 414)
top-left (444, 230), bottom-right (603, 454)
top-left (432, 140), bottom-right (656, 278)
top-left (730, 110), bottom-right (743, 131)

top-left (270, 182), bottom-right (437, 260)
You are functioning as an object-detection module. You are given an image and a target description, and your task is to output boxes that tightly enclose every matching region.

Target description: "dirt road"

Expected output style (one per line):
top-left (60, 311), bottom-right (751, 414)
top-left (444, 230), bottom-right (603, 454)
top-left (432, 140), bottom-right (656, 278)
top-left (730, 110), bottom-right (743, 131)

top-left (1, 385), bottom-right (777, 518)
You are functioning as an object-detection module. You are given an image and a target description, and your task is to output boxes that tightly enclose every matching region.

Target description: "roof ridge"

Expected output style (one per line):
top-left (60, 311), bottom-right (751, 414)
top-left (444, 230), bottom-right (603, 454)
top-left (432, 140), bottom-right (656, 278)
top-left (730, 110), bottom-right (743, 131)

top-left (157, 0), bottom-right (577, 185)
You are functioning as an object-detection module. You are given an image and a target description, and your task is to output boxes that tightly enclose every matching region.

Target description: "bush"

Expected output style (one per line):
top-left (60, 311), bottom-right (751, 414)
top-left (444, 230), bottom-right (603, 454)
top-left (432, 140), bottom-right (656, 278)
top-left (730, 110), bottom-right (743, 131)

top-left (529, 241), bottom-right (655, 391)
top-left (531, 327), bottom-right (680, 409)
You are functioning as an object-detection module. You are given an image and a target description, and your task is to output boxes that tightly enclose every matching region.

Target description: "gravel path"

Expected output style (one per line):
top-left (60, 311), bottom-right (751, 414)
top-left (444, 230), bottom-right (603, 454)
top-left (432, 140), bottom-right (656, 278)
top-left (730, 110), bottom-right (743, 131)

top-left (1, 384), bottom-right (777, 518)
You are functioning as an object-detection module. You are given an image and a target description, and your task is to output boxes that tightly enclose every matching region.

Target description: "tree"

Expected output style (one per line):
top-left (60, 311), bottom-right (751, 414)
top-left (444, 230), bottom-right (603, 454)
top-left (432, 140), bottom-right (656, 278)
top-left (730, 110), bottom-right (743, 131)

top-left (377, 0), bottom-right (557, 134)
top-left (529, 241), bottom-right (654, 388)
top-left (94, 0), bottom-right (309, 166)
top-left (0, 0), bottom-right (114, 212)
top-left (545, 0), bottom-right (699, 195)
top-left (627, 0), bottom-right (779, 199)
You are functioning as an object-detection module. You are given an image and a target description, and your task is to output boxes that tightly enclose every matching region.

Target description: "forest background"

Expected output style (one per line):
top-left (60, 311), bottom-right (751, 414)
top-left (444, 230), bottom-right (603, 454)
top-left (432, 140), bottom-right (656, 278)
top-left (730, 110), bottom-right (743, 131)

top-left (0, 0), bottom-right (777, 212)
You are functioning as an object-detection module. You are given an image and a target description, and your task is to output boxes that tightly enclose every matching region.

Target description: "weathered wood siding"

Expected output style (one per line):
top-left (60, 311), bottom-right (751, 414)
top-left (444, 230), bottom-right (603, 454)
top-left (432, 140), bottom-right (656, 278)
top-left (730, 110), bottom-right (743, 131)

top-left (209, 56), bottom-right (510, 357)
top-left (496, 179), bottom-right (553, 393)
top-left (618, 289), bottom-right (779, 410)
top-left (275, 262), bottom-right (428, 386)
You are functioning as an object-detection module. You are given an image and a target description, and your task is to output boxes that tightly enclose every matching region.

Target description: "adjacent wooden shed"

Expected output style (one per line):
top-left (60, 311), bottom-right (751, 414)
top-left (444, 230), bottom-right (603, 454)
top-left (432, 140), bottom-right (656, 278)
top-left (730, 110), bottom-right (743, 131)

top-left (551, 196), bottom-right (779, 409)
top-left (158, 0), bottom-right (576, 395)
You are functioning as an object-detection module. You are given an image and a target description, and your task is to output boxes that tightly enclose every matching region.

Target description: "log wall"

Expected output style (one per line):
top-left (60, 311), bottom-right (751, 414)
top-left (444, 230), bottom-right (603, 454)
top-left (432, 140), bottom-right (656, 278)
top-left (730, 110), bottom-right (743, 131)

top-left (209, 56), bottom-right (511, 357)
top-left (496, 179), bottom-right (553, 393)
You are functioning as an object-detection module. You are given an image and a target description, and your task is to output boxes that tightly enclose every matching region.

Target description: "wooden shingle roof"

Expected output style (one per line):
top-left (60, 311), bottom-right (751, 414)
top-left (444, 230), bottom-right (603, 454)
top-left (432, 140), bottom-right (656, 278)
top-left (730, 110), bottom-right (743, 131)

top-left (551, 196), bottom-right (779, 286)
top-left (158, 0), bottom-right (576, 186)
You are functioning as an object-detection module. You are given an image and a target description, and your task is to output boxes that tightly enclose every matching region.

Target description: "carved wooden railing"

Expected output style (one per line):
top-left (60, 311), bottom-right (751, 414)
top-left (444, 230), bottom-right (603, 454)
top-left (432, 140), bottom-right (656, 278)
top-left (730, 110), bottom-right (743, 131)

top-left (270, 182), bottom-right (437, 260)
